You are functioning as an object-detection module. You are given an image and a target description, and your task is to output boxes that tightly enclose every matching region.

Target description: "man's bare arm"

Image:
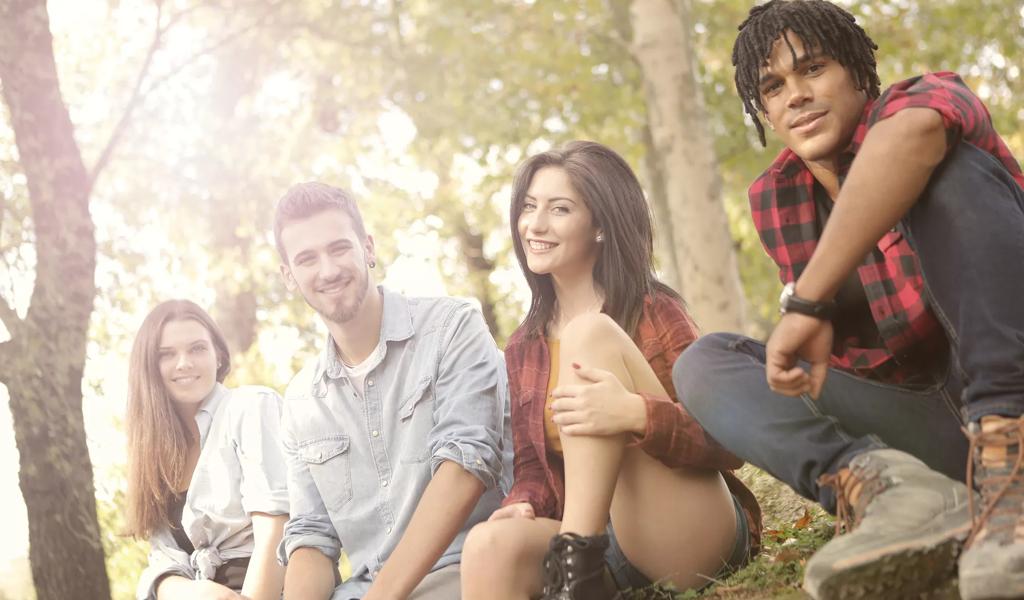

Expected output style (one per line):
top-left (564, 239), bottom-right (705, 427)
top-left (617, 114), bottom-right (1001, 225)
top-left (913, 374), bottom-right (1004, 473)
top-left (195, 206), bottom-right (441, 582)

top-left (766, 107), bottom-right (949, 398)
top-left (282, 547), bottom-right (336, 600)
top-left (363, 461), bottom-right (485, 600)
top-left (795, 107), bottom-right (947, 301)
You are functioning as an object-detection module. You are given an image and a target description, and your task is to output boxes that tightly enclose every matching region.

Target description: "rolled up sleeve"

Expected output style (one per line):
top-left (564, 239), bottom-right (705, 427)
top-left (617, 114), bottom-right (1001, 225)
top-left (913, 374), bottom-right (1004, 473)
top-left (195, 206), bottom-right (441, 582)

top-left (236, 388), bottom-right (290, 515)
top-left (276, 401), bottom-right (342, 565)
top-left (428, 304), bottom-right (506, 489)
top-left (135, 532), bottom-right (193, 600)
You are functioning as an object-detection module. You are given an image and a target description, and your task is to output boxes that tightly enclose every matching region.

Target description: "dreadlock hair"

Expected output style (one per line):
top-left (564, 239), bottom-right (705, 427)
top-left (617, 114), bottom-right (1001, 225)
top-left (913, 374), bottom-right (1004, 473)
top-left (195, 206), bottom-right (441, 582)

top-left (732, 0), bottom-right (880, 146)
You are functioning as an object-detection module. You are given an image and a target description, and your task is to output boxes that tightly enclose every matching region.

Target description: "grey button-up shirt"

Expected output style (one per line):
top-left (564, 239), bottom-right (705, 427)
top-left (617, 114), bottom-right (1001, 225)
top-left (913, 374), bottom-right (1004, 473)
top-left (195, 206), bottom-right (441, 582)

top-left (277, 288), bottom-right (511, 599)
top-left (136, 384), bottom-right (289, 600)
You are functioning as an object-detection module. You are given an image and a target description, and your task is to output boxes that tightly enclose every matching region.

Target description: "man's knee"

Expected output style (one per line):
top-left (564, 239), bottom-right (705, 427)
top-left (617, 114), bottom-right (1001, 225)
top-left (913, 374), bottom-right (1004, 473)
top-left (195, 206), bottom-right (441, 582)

top-left (673, 333), bottom-right (739, 419)
top-left (918, 142), bottom-right (1020, 218)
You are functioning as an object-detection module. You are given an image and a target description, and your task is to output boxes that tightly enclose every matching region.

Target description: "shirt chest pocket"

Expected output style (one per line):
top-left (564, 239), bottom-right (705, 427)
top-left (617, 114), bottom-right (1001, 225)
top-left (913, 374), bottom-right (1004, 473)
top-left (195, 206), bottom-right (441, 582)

top-left (298, 436), bottom-right (353, 512)
top-left (398, 375), bottom-right (434, 463)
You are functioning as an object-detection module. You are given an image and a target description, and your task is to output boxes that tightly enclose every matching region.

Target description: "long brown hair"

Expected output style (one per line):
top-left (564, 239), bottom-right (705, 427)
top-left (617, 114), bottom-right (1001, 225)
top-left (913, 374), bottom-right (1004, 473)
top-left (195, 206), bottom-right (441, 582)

top-left (510, 140), bottom-right (681, 338)
top-left (125, 300), bottom-right (231, 538)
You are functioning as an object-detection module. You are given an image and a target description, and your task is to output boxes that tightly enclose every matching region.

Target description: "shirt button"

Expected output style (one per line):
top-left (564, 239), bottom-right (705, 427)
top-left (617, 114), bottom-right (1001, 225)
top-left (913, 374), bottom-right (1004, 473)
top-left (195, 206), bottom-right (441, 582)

top-left (372, 430), bottom-right (380, 437)
top-left (386, 527), bottom-right (393, 534)
top-left (382, 480), bottom-right (389, 487)
top-left (367, 379), bottom-right (375, 387)
top-left (475, 459), bottom-right (483, 466)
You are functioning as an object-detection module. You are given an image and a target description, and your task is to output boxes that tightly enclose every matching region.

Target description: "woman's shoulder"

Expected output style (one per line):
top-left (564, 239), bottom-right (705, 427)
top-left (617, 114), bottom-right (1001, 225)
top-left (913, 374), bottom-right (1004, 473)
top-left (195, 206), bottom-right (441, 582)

top-left (642, 288), bottom-right (689, 318)
top-left (504, 323), bottom-right (532, 352)
top-left (638, 289), bottom-right (699, 340)
top-left (220, 385), bottom-right (283, 420)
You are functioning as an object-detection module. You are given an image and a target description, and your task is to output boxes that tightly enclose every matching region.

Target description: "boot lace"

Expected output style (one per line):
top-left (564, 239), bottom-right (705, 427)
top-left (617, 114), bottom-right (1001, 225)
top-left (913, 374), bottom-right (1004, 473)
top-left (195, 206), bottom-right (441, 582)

top-left (817, 461), bottom-right (889, 536)
top-left (964, 416), bottom-right (1024, 548)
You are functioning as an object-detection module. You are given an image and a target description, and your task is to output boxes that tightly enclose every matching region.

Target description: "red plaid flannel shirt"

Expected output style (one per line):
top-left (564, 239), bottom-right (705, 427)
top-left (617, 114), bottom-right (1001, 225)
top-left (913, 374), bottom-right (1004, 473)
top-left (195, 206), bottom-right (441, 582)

top-left (750, 72), bottom-right (1024, 381)
top-left (501, 292), bottom-right (762, 555)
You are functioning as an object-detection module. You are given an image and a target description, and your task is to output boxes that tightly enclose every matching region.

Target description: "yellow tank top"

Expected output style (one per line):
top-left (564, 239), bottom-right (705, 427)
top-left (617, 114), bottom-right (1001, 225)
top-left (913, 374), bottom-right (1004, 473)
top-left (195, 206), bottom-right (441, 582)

top-left (544, 339), bottom-right (562, 454)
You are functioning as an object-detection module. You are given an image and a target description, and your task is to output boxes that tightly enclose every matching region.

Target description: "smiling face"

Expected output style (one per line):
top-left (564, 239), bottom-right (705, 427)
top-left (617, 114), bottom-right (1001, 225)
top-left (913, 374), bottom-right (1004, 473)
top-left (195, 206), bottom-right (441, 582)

top-left (279, 208), bottom-right (375, 325)
top-left (158, 318), bottom-right (219, 408)
top-left (516, 166), bottom-right (600, 280)
top-left (759, 31), bottom-right (868, 171)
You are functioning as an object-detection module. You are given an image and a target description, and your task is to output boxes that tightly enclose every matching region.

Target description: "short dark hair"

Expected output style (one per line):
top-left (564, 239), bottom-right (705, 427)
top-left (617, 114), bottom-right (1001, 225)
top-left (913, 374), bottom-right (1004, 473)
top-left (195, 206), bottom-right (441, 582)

top-left (732, 0), bottom-right (880, 146)
top-left (510, 140), bottom-right (681, 338)
top-left (273, 182), bottom-right (367, 263)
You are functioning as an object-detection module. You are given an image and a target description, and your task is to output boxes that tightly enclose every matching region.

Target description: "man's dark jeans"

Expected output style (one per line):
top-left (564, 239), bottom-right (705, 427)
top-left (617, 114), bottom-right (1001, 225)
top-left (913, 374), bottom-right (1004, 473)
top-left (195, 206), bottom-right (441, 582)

top-left (674, 142), bottom-right (1024, 510)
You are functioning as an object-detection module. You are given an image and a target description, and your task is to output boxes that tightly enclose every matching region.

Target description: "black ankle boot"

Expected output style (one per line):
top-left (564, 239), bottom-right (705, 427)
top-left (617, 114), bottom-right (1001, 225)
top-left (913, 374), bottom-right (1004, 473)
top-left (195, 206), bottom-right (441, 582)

top-left (540, 532), bottom-right (614, 600)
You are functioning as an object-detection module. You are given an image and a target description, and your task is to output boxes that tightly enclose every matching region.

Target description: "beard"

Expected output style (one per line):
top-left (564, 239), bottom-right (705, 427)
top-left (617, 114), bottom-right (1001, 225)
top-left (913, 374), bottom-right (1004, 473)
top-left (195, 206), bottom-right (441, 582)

top-left (307, 265), bottom-right (371, 325)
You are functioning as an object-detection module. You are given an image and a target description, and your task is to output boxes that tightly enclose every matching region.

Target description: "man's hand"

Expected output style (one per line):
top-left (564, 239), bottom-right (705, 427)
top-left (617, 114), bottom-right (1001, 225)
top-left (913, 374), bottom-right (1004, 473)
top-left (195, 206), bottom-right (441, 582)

top-left (550, 364), bottom-right (646, 436)
top-left (765, 312), bottom-right (833, 399)
top-left (488, 502), bottom-right (535, 521)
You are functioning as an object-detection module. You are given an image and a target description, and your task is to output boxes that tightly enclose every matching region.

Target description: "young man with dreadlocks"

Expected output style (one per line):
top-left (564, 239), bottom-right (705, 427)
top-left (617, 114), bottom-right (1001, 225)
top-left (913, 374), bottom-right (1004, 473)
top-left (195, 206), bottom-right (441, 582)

top-left (672, 1), bottom-right (1024, 598)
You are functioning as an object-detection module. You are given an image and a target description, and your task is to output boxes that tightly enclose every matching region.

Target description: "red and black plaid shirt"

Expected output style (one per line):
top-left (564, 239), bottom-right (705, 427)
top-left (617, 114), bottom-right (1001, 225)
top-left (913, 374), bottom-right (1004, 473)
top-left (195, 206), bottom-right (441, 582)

top-left (501, 292), bottom-right (762, 555)
top-left (750, 72), bottom-right (1024, 382)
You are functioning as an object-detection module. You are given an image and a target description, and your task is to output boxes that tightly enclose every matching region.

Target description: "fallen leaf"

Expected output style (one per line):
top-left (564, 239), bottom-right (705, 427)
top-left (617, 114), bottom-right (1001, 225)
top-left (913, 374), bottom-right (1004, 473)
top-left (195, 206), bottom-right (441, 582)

top-left (794, 507), bottom-right (812, 529)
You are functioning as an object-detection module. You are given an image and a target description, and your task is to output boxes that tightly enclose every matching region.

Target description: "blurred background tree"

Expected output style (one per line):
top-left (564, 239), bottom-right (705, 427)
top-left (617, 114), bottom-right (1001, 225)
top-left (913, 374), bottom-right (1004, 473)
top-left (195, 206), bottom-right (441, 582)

top-left (0, 0), bottom-right (1021, 597)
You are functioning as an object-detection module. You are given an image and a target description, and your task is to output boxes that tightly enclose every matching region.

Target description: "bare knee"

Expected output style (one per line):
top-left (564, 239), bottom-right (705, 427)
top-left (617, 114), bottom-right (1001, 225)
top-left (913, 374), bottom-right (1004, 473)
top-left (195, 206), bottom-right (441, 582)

top-left (559, 312), bottom-right (631, 357)
top-left (463, 520), bottom-right (546, 599)
top-left (561, 311), bottom-right (622, 344)
top-left (463, 521), bottom-right (525, 579)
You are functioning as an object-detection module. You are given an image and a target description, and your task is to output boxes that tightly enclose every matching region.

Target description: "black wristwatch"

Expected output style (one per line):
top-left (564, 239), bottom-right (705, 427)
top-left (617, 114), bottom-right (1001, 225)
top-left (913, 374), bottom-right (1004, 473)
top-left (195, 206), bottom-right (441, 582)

top-left (779, 282), bottom-right (838, 320)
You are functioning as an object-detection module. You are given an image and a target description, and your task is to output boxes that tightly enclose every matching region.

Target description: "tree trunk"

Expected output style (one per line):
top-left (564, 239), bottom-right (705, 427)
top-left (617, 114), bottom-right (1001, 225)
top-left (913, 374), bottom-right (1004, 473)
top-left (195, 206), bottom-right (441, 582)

top-left (640, 123), bottom-right (682, 293)
top-left (208, 44), bottom-right (261, 356)
top-left (629, 0), bottom-right (748, 333)
top-left (0, 1), bottom-right (109, 599)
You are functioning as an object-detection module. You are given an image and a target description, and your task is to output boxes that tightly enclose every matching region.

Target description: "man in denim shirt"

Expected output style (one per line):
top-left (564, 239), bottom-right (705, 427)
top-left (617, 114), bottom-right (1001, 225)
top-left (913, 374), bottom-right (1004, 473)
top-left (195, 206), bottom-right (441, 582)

top-left (272, 182), bottom-right (511, 599)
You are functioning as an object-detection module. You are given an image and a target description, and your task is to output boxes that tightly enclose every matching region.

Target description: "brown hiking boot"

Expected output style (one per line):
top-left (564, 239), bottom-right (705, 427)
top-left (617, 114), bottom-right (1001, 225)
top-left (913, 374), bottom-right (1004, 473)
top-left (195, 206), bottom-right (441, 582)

top-left (803, 448), bottom-right (972, 599)
top-left (540, 532), bottom-right (616, 600)
top-left (959, 415), bottom-right (1024, 599)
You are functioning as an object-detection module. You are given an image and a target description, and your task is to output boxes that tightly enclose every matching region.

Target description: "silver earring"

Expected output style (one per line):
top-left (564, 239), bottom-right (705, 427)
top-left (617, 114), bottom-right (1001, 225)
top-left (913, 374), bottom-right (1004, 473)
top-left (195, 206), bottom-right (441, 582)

top-left (369, 260), bottom-right (376, 268)
top-left (595, 233), bottom-right (604, 243)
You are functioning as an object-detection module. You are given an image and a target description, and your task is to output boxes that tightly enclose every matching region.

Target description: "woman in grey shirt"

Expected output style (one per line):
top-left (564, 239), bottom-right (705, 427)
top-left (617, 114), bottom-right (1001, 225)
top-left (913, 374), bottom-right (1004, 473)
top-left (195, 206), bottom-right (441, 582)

top-left (125, 300), bottom-right (289, 600)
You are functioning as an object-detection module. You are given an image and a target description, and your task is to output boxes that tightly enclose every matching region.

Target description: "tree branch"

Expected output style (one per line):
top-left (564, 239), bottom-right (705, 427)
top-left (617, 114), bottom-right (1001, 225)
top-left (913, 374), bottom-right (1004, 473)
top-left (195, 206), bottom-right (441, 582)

top-left (137, 0), bottom-right (287, 97)
top-left (88, 0), bottom-right (287, 189)
top-left (87, 1), bottom-right (165, 190)
top-left (0, 291), bottom-right (22, 341)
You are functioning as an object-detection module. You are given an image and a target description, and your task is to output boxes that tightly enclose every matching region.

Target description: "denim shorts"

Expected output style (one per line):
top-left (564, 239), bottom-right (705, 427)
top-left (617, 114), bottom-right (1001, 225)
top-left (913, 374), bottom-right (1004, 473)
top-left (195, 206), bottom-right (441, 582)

top-left (604, 493), bottom-right (751, 592)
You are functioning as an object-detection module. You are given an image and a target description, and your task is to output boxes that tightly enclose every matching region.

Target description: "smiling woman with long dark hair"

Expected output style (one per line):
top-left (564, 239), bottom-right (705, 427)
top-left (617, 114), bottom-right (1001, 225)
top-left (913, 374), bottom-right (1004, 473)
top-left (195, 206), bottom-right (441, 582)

top-left (461, 141), bottom-right (762, 600)
top-left (126, 300), bottom-right (288, 600)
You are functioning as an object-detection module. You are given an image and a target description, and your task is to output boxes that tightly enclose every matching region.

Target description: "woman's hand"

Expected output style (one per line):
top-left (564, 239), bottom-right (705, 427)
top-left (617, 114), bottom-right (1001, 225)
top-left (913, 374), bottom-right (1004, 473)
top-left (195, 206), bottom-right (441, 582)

top-left (488, 502), bottom-right (535, 521)
top-left (550, 364), bottom-right (646, 436)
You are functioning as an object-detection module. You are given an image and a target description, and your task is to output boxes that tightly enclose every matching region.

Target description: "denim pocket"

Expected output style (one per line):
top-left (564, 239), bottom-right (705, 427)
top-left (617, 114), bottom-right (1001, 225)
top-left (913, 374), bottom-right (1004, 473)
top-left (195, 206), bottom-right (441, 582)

top-left (298, 435), bottom-right (353, 511)
top-left (399, 375), bottom-right (433, 463)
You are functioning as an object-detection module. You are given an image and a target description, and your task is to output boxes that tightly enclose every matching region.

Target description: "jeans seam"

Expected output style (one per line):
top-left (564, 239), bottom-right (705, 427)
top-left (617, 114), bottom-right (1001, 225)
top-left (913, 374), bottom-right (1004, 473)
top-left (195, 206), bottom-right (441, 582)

top-left (799, 393), bottom-right (854, 443)
top-left (827, 365), bottom-right (944, 396)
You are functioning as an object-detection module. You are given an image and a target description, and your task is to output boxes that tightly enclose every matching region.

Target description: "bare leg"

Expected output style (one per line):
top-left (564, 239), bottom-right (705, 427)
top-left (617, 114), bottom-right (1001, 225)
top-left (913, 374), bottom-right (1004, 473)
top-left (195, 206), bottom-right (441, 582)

top-left (557, 314), bottom-right (630, 535)
top-left (461, 517), bottom-right (561, 600)
top-left (558, 313), bottom-right (738, 590)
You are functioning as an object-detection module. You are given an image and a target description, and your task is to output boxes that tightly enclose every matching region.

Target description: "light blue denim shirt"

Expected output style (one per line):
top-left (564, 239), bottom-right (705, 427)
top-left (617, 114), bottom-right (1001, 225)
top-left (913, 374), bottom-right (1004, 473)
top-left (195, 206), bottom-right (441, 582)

top-left (136, 384), bottom-right (289, 600)
top-left (277, 287), bottom-right (511, 599)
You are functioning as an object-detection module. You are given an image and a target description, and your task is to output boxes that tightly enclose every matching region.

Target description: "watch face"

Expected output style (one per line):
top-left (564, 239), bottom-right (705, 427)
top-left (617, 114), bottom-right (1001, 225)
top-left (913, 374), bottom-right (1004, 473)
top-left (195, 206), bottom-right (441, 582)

top-left (779, 282), bottom-right (795, 306)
